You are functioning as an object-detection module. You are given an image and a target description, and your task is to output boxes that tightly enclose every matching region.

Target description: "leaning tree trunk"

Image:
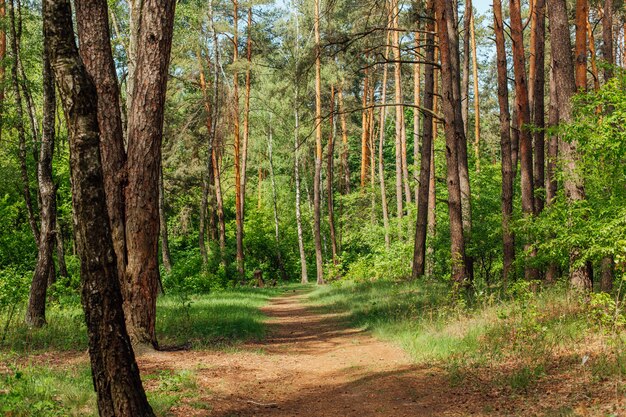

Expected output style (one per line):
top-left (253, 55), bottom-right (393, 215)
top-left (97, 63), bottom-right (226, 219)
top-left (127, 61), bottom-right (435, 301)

top-left (44, 0), bottom-right (155, 414)
top-left (75, 0), bottom-right (128, 286)
top-left (124, 0), bottom-right (176, 348)
top-left (548, 0), bottom-right (592, 291)
top-left (412, 0), bottom-right (435, 279)
top-left (26, 39), bottom-right (56, 328)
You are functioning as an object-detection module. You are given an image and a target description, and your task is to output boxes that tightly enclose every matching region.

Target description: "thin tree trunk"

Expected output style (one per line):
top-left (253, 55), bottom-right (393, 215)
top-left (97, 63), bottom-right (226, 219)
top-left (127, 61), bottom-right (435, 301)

top-left (494, 0), bottom-right (515, 286)
top-left (327, 85), bottom-right (338, 264)
top-left (294, 87), bottom-right (308, 283)
top-left (378, 25), bottom-right (392, 249)
top-left (44, 0), bottom-right (155, 413)
top-left (9, 0), bottom-right (38, 246)
top-left (511, 0), bottom-right (537, 280)
top-left (470, 5), bottom-right (480, 171)
top-left (532, 0), bottom-right (546, 214)
top-left (267, 119), bottom-right (287, 280)
top-left (124, 0), bottom-right (176, 348)
top-left (313, 0), bottom-right (324, 284)
top-left (392, 0), bottom-right (404, 233)
top-left (233, 0), bottom-right (244, 281)
top-left (360, 67), bottom-right (370, 189)
top-left (548, 0), bottom-right (592, 291)
top-left (602, 0), bottom-right (614, 82)
top-left (435, 0), bottom-right (467, 286)
top-left (600, 256), bottom-right (613, 292)
top-left (338, 85), bottom-right (350, 194)
top-left (412, 0), bottom-right (435, 278)
top-left (575, 0), bottom-right (589, 91)
top-left (26, 39), bottom-right (56, 328)
top-left (545, 61), bottom-right (559, 283)
top-left (75, 0), bottom-right (128, 286)
top-left (158, 165), bottom-right (172, 273)
top-left (461, 0), bottom-right (471, 134)
top-left (413, 29), bottom-right (421, 204)
top-left (0, 0), bottom-right (5, 141)
top-left (588, 17), bottom-right (600, 91)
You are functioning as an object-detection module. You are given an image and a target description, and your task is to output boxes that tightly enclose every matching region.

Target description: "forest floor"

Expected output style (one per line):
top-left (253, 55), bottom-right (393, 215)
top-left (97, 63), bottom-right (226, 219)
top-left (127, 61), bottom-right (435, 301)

top-left (4, 287), bottom-right (624, 416)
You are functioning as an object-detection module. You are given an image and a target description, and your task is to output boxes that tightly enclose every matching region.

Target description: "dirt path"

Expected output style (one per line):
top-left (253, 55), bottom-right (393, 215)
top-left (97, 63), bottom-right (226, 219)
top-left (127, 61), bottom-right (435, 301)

top-left (138, 290), bottom-right (479, 417)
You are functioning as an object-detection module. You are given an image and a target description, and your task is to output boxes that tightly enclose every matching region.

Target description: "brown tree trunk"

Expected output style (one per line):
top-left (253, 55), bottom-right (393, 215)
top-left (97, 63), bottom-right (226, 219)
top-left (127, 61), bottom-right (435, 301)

top-left (575, 0), bottom-right (589, 91)
top-left (531, 0), bottom-right (546, 214)
top-left (9, 0), bottom-right (39, 246)
top-left (392, 0), bottom-right (404, 233)
top-left (511, 0), bottom-right (538, 280)
top-left (44, 0), bottom-right (154, 413)
top-left (360, 67), bottom-right (370, 189)
top-left (26, 39), bottom-right (56, 328)
top-left (412, 0), bottom-right (435, 278)
top-left (602, 0), bottom-right (614, 82)
top-left (75, 0), bottom-right (128, 286)
top-left (327, 85), bottom-right (338, 264)
top-left (435, 0), bottom-right (467, 286)
top-left (158, 165), bottom-right (172, 274)
top-left (313, 0), bottom-right (324, 285)
top-left (338, 85), bottom-right (350, 194)
top-left (233, 0), bottom-right (244, 281)
top-left (378, 24), bottom-right (391, 249)
top-left (494, 0), bottom-right (515, 286)
top-left (600, 256), bottom-right (614, 292)
top-left (56, 225), bottom-right (68, 278)
top-left (461, 0), bottom-right (471, 135)
top-left (470, 5), bottom-right (480, 171)
top-left (588, 17), bottom-right (600, 91)
top-left (545, 60), bottom-right (560, 283)
top-left (548, 0), bottom-right (592, 291)
top-left (0, 0), bottom-right (5, 141)
top-left (124, 0), bottom-right (176, 347)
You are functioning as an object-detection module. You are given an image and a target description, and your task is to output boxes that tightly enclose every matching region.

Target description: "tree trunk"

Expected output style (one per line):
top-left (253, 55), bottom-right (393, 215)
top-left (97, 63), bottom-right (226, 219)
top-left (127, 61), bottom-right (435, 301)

top-left (56, 225), bottom-right (68, 278)
top-left (158, 165), bottom-right (172, 273)
top-left (294, 87), bottom-right (308, 284)
top-left (602, 0), bottom-right (614, 82)
top-left (26, 39), bottom-right (57, 328)
top-left (313, 0), bottom-right (324, 285)
top-left (600, 256), bottom-right (613, 292)
top-left (9, 0), bottom-right (39, 246)
top-left (494, 0), bottom-right (515, 286)
top-left (338, 86), bottom-right (350, 194)
top-left (511, 0), bottom-right (538, 280)
top-left (267, 120), bottom-right (288, 281)
top-left (588, 18), bottom-right (600, 91)
top-left (327, 85), bottom-right (338, 264)
top-left (378, 25), bottom-right (391, 249)
top-left (531, 0), bottom-right (546, 214)
top-left (412, 0), bottom-right (435, 278)
top-left (44, 0), bottom-right (154, 413)
top-left (575, 0), bottom-right (589, 91)
top-left (124, 0), bottom-right (176, 347)
top-left (75, 0), bottom-right (128, 286)
top-left (360, 67), bottom-right (370, 189)
top-left (545, 60), bottom-right (560, 283)
top-left (435, 0), bottom-right (467, 286)
top-left (548, 0), bottom-right (592, 291)
top-left (233, 0), bottom-right (244, 281)
top-left (392, 0), bottom-right (404, 234)
top-left (470, 4), bottom-right (480, 171)
top-left (461, 0), bottom-right (471, 134)
top-left (0, 0), bottom-right (5, 141)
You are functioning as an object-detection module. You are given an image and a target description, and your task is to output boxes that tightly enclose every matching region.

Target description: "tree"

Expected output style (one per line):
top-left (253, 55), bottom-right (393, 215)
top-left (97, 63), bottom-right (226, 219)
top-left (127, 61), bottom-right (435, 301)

top-left (313, 0), bottom-right (324, 284)
top-left (412, 0), bottom-right (435, 278)
top-left (547, 0), bottom-right (592, 291)
top-left (44, 0), bottom-right (154, 413)
top-left (434, 0), bottom-right (467, 285)
top-left (124, 0), bottom-right (177, 347)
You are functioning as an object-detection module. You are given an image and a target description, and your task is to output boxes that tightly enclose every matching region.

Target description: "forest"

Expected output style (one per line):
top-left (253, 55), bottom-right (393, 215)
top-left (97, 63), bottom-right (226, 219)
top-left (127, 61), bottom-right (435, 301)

top-left (1, 0), bottom-right (626, 415)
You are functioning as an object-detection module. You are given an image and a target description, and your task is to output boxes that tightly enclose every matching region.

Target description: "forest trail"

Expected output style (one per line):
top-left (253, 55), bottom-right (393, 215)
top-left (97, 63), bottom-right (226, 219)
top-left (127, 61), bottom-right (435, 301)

top-left (138, 290), bottom-right (484, 416)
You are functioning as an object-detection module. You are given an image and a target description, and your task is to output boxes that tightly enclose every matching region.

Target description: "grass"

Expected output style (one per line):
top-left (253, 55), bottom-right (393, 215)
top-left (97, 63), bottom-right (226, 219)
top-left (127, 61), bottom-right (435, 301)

top-left (307, 279), bottom-right (626, 395)
top-left (0, 286), bottom-right (287, 353)
top-left (0, 285), bottom-right (291, 416)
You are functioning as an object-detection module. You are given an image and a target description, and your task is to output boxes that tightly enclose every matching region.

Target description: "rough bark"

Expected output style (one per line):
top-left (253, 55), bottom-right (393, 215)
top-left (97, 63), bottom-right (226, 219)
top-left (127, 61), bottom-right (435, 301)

top-left (75, 0), bottom-right (128, 285)
top-left (532, 0), bottom-right (546, 213)
top-left (548, 0), bottom-right (592, 291)
top-left (435, 0), bottom-right (467, 285)
top-left (26, 40), bottom-right (56, 328)
top-left (44, 0), bottom-right (154, 413)
top-left (313, 0), bottom-right (324, 284)
top-left (124, 0), bottom-right (176, 347)
top-left (575, 0), bottom-right (589, 91)
top-left (494, 0), bottom-right (515, 285)
top-left (602, 0), bottom-right (614, 81)
top-left (412, 0), bottom-right (435, 278)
